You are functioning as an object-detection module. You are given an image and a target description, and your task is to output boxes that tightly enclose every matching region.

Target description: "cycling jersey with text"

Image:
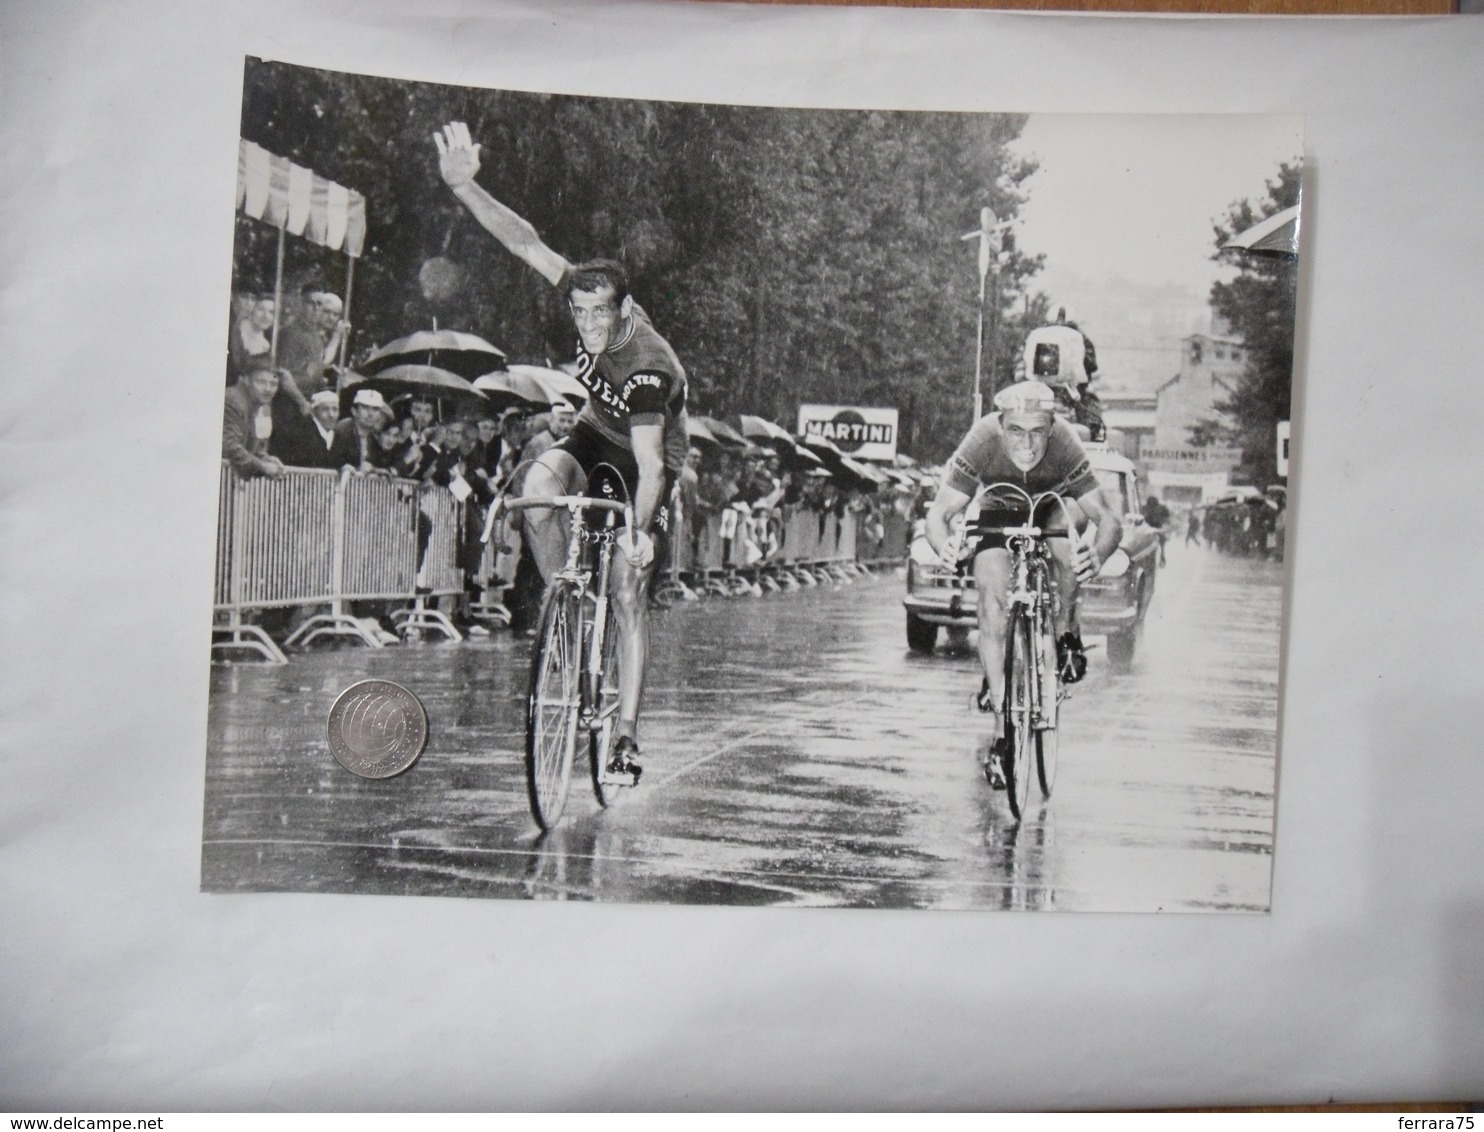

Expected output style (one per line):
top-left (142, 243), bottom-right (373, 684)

top-left (570, 301), bottom-right (689, 475)
top-left (944, 414), bottom-right (1099, 504)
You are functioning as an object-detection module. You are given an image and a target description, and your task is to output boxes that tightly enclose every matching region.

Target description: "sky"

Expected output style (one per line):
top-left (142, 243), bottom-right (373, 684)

top-left (1006, 114), bottom-right (1303, 390)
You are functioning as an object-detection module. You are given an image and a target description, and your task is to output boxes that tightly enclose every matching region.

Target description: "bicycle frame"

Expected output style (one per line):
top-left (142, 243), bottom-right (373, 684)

top-left (997, 496), bottom-right (1064, 733)
top-left (494, 491), bottom-right (631, 694)
top-left (491, 492), bottom-right (635, 828)
top-left (974, 484), bottom-right (1069, 817)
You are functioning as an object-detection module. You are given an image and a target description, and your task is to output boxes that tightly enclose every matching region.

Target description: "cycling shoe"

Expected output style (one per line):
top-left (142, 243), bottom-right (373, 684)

top-left (1056, 632), bottom-right (1088, 685)
top-left (607, 735), bottom-right (643, 783)
top-left (985, 738), bottom-right (1007, 790)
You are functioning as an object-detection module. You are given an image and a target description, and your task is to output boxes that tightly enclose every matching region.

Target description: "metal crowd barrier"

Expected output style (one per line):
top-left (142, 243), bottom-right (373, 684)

top-left (212, 462), bottom-right (467, 663)
top-left (214, 462), bottom-right (915, 662)
top-left (670, 501), bottom-right (912, 598)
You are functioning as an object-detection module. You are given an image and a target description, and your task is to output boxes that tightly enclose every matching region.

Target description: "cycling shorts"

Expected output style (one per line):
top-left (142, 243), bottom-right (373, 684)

top-left (550, 420), bottom-right (675, 567)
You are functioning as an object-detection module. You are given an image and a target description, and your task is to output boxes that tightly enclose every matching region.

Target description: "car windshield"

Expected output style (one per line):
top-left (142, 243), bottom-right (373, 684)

top-left (1095, 469), bottom-right (1128, 514)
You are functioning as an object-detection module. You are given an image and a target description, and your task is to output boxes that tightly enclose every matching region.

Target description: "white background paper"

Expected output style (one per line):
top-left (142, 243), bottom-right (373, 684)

top-left (2, 0), bottom-right (1482, 1110)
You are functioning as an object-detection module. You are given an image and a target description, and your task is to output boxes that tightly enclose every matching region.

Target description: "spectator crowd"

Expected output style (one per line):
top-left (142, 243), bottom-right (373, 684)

top-left (221, 289), bottom-right (923, 646)
top-left (1189, 491), bottom-right (1286, 561)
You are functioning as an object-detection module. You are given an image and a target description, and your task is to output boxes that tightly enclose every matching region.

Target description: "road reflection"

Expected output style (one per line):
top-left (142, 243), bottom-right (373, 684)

top-left (204, 544), bottom-right (1280, 911)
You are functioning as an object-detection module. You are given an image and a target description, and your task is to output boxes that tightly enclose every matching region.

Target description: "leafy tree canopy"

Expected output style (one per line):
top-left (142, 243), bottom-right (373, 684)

top-left (1197, 161), bottom-right (1301, 487)
top-left (234, 60), bottom-right (1042, 462)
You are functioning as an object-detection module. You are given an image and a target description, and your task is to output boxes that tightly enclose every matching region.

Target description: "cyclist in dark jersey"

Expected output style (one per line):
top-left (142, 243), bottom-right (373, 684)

top-left (925, 381), bottom-right (1122, 747)
top-left (435, 122), bottom-right (686, 780)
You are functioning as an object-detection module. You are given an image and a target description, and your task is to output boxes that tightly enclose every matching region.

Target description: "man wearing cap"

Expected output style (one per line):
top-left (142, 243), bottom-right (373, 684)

top-left (436, 122), bottom-right (689, 782)
top-left (330, 388), bottom-right (393, 473)
top-left (277, 389), bottom-right (342, 469)
top-left (925, 380), bottom-right (1122, 752)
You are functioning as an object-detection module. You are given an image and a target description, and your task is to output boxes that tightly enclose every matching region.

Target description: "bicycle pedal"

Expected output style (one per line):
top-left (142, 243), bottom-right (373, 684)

top-left (600, 768), bottom-right (640, 787)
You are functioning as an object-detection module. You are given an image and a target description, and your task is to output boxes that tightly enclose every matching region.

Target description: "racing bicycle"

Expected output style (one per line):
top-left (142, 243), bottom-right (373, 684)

top-left (486, 489), bottom-right (638, 831)
top-left (981, 484), bottom-right (1067, 820)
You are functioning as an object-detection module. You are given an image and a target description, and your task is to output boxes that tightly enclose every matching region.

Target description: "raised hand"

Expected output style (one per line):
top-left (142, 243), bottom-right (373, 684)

top-left (433, 122), bottom-right (481, 188)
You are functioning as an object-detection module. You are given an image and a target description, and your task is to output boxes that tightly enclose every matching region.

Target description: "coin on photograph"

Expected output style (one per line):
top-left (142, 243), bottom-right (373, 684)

top-left (327, 680), bottom-right (428, 778)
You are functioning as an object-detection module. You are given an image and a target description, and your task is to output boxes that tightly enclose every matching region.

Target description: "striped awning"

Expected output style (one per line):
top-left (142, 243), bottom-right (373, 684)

top-left (236, 139), bottom-right (367, 258)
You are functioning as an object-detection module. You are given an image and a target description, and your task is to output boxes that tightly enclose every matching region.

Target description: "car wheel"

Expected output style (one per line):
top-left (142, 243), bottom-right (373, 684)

top-left (906, 612), bottom-right (938, 655)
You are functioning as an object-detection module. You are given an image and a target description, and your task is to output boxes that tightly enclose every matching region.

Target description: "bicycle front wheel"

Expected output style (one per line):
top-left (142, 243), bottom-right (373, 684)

top-left (525, 580), bottom-right (583, 830)
top-left (1001, 611), bottom-right (1036, 821)
top-left (588, 600), bottom-right (625, 807)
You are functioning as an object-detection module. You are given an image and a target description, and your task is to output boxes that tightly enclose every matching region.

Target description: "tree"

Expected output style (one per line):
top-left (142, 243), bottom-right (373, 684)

top-left (232, 60), bottom-right (1039, 461)
top-left (1202, 162), bottom-right (1302, 487)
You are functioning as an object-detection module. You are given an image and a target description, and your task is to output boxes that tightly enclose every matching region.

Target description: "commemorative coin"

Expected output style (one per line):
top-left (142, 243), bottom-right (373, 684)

top-left (327, 680), bottom-right (428, 779)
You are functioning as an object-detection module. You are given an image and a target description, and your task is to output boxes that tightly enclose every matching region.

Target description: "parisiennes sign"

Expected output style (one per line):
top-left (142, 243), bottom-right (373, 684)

top-left (797, 404), bottom-right (899, 462)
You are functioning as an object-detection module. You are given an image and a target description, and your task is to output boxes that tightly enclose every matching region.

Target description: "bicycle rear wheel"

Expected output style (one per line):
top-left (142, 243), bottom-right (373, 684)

top-left (525, 580), bottom-right (583, 830)
top-left (1001, 612), bottom-right (1036, 820)
top-left (588, 600), bottom-right (625, 807)
top-left (1036, 617), bottom-right (1059, 798)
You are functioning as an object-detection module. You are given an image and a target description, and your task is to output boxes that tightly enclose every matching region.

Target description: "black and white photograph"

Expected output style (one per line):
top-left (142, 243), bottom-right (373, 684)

top-left (11, 0), bottom-right (1484, 1109)
top-left (204, 60), bottom-right (1302, 913)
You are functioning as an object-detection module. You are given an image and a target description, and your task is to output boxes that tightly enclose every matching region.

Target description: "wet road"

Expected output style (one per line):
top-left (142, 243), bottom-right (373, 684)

top-left (203, 542), bottom-right (1280, 912)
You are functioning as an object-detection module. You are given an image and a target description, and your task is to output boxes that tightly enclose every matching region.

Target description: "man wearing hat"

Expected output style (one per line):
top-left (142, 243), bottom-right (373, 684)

top-left (275, 389), bottom-right (342, 469)
top-left (925, 380), bottom-right (1122, 749)
top-left (330, 388), bottom-right (393, 473)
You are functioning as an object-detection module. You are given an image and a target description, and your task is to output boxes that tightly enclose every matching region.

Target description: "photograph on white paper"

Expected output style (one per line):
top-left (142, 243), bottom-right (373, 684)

top-left (205, 59), bottom-right (1301, 911)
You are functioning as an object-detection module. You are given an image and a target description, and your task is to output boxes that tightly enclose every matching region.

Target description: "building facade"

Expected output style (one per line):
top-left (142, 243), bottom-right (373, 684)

top-left (1143, 316), bottom-right (1247, 507)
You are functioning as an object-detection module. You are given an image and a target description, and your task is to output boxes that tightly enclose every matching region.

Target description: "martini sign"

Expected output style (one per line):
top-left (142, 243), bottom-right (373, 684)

top-left (797, 404), bottom-right (899, 462)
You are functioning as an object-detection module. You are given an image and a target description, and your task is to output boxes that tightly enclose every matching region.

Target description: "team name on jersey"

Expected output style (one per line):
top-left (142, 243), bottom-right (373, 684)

top-left (575, 347), bottom-right (672, 415)
top-left (621, 371), bottom-right (664, 403)
top-left (574, 348), bottom-right (631, 414)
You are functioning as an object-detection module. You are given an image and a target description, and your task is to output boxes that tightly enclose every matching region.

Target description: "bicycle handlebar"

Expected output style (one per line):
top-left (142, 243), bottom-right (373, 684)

top-left (976, 482), bottom-right (1071, 522)
top-left (481, 493), bottom-right (633, 547)
top-left (501, 495), bottom-right (629, 517)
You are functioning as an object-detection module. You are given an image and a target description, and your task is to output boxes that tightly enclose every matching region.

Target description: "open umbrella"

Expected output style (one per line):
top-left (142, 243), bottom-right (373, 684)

top-left (472, 367), bottom-right (567, 413)
top-left (841, 457), bottom-right (887, 486)
top-left (781, 442), bottom-right (825, 470)
top-left (361, 330), bottom-right (507, 380)
top-left (686, 417), bottom-right (723, 450)
top-left (738, 414), bottom-right (820, 469)
top-left (506, 364), bottom-right (588, 408)
top-left (800, 432), bottom-right (848, 465)
top-left (691, 415), bottom-right (749, 449)
top-left (738, 415), bottom-right (794, 445)
top-left (1222, 205), bottom-right (1300, 260)
top-left (339, 364), bottom-right (484, 414)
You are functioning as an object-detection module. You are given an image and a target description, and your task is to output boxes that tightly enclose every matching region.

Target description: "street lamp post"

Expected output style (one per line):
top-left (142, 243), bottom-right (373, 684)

top-left (962, 206), bottom-right (1007, 423)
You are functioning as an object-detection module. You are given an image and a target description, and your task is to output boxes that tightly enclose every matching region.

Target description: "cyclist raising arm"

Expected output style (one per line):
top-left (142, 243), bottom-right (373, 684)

top-left (925, 381), bottom-right (1122, 744)
top-left (435, 122), bottom-right (689, 781)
